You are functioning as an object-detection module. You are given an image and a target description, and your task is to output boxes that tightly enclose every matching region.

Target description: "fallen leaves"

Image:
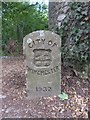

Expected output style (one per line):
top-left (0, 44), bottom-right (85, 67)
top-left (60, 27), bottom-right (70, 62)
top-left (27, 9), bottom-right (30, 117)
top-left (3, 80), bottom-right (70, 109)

top-left (58, 92), bottom-right (69, 101)
top-left (1, 57), bottom-right (88, 118)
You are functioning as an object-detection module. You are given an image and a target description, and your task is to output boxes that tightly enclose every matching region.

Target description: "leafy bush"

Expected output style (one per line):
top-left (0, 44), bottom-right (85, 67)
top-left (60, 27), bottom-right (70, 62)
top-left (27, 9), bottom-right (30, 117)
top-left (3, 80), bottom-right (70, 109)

top-left (58, 2), bottom-right (89, 75)
top-left (2, 2), bottom-right (48, 55)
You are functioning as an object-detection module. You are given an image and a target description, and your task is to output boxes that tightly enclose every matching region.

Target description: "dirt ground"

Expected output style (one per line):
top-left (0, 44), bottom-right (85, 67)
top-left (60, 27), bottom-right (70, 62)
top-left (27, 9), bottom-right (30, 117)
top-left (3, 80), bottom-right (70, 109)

top-left (1, 56), bottom-right (89, 118)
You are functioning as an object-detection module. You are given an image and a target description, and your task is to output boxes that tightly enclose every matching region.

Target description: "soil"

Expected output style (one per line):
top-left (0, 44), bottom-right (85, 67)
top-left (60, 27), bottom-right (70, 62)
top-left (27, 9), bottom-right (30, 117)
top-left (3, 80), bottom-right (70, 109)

top-left (1, 56), bottom-right (89, 118)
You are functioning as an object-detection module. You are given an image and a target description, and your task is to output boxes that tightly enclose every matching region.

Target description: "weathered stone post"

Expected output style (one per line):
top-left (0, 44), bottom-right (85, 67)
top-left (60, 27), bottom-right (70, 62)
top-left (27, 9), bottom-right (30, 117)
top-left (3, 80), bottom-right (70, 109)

top-left (23, 30), bottom-right (61, 98)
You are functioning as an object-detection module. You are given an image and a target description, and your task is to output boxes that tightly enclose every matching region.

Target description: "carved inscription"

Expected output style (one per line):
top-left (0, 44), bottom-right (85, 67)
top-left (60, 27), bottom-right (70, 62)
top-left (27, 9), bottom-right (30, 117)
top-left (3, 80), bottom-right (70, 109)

top-left (27, 65), bottom-right (59, 75)
top-left (28, 38), bottom-right (57, 48)
top-left (33, 49), bottom-right (52, 67)
top-left (36, 87), bottom-right (52, 92)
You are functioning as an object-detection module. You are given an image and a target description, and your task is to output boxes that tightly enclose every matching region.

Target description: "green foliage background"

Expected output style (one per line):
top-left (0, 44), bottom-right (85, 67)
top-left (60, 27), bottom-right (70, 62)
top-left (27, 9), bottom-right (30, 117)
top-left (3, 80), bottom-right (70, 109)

top-left (56, 2), bottom-right (90, 76)
top-left (2, 2), bottom-right (48, 55)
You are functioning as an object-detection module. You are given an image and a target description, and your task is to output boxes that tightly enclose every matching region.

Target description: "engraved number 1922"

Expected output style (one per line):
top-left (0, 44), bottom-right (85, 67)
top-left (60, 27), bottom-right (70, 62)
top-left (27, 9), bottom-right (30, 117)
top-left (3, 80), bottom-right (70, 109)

top-left (36, 87), bottom-right (52, 92)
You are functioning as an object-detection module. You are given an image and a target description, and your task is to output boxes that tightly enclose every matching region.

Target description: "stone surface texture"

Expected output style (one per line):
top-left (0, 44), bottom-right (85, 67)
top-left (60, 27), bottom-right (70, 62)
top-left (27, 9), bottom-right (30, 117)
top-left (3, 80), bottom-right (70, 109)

top-left (23, 30), bottom-right (61, 98)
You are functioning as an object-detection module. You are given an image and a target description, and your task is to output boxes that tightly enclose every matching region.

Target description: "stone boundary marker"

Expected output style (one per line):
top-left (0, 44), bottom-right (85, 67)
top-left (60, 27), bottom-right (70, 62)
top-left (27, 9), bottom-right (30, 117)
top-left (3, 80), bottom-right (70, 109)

top-left (23, 30), bottom-right (61, 98)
